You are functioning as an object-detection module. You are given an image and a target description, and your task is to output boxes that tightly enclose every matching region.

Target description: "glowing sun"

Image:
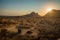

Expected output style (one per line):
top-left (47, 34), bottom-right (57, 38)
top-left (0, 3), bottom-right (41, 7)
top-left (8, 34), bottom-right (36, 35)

top-left (47, 8), bottom-right (53, 12)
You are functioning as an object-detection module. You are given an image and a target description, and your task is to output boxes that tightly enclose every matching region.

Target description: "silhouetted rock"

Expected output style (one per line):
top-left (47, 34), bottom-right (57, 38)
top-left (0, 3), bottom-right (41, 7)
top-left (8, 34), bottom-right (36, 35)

top-left (23, 12), bottom-right (40, 18)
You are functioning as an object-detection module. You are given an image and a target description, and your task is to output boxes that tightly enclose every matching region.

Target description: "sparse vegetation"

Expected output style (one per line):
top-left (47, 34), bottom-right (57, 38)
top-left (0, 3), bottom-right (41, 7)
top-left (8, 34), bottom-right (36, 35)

top-left (0, 11), bottom-right (60, 40)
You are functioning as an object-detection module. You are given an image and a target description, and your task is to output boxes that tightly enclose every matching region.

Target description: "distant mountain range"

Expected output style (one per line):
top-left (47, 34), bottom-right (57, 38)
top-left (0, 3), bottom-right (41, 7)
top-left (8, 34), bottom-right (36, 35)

top-left (22, 9), bottom-right (60, 18)
top-left (0, 12), bottom-right (41, 19)
top-left (0, 9), bottom-right (60, 18)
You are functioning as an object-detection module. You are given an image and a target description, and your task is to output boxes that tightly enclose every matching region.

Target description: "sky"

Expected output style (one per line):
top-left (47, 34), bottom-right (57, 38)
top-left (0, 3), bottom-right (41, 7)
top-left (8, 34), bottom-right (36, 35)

top-left (0, 0), bottom-right (60, 16)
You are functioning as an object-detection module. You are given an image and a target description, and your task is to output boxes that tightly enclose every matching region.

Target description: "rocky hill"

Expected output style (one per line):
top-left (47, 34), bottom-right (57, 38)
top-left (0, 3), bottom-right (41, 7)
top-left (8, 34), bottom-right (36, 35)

top-left (44, 9), bottom-right (60, 18)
